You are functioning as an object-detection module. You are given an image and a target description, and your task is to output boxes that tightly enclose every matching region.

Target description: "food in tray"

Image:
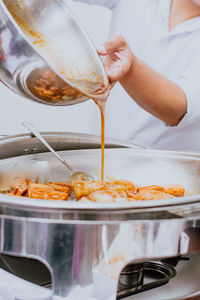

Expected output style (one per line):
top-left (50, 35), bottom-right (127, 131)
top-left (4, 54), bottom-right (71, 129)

top-left (74, 181), bottom-right (184, 203)
top-left (6, 180), bottom-right (71, 201)
top-left (2, 179), bottom-right (185, 203)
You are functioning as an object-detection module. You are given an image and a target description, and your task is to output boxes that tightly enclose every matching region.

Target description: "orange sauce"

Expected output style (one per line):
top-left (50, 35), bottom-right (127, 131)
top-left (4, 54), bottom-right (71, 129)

top-left (93, 86), bottom-right (109, 181)
top-left (91, 82), bottom-right (109, 181)
top-left (95, 99), bottom-right (106, 181)
top-left (101, 105), bottom-right (105, 181)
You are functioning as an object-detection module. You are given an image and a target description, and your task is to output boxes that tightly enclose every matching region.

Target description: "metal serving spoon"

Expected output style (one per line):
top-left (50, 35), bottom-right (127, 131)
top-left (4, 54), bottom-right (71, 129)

top-left (23, 122), bottom-right (93, 181)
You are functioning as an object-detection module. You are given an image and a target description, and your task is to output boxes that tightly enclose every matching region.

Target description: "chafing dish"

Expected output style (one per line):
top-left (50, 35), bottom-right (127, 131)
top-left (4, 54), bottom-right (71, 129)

top-left (0, 133), bottom-right (199, 299)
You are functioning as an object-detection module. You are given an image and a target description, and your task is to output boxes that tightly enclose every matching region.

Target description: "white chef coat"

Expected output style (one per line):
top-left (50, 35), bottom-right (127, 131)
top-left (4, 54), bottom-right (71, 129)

top-left (73, 0), bottom-right (200, 151)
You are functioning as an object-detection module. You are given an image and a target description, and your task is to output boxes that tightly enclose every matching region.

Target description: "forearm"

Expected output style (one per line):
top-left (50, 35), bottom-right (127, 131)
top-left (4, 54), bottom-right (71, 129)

top-left (120, 57), bottom-right (187, 126)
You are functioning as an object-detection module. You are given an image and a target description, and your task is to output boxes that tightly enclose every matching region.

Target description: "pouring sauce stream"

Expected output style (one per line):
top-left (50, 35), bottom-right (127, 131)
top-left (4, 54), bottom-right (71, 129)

top-left (95, 98), bottom-right (106, 181)
top-left (92, 86), bottom-right (109, 181)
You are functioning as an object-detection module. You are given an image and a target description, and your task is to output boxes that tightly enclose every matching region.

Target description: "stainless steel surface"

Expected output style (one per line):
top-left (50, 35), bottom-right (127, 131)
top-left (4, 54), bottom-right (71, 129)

top-left (179, 294), bottom-right (200, 300)
top-left (23, 122), bottom-right (93, 181)
top-left (1, 210), bottom-right (200, 300)
top-left (0, 133), bottom-right (199, 299)
top-left (0, 0), bottom-right (108, 105)
top-left (0, 132), bottom-right (147, 160)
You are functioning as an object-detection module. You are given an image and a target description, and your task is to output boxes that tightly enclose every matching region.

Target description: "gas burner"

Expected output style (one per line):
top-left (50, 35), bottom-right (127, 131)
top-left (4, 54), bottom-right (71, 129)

top-left (117, 261), bottom-right (177, 299)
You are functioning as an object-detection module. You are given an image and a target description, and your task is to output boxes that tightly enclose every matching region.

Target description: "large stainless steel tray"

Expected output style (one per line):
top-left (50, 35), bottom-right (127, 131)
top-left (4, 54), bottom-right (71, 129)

top-left (0, 147), bottom-right (200, 213)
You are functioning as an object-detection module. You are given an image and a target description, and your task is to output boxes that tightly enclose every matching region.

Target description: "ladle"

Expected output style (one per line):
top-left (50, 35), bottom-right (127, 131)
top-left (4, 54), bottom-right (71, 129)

top-left (23, 122), bottom-right (93, 181)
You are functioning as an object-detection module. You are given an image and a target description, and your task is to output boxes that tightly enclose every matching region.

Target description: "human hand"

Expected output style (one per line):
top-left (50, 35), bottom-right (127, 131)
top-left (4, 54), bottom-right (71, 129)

top-left (97, 35), bottom-right (135, 88)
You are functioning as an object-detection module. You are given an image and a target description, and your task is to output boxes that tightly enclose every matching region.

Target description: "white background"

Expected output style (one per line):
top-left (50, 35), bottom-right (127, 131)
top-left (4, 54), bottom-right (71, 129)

top-left (0, 1), bottom-right (111, 136)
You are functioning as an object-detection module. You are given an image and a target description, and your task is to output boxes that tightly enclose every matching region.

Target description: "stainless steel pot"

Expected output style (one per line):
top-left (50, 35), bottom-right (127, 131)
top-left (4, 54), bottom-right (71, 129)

top-left (0, 133), bottom-right (199, 299)
top-left (0, 0), bottom-right (108, 105)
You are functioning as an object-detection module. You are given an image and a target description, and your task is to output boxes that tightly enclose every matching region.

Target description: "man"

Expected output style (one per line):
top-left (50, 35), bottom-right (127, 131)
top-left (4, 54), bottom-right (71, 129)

top-left (73, 0), bottom-right (200, 151)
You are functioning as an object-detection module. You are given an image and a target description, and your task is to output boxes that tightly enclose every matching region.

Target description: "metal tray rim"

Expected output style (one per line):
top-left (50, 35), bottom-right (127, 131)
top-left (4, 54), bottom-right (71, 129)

top-left (0, 148), bottom-right (200, 211)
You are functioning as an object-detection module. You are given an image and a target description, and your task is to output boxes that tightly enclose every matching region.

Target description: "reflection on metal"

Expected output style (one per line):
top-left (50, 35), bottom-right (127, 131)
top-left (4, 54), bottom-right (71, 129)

top-left (0, 132), bottom-right (146, 159)
top-left (0, 217), bottom-right (199, 299)
top-left (0, 133), bottom-right (199, 299)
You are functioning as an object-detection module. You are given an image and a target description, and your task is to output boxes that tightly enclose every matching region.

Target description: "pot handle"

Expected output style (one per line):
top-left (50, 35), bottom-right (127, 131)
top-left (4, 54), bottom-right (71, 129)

top-left (108, 138), bottom-right (150, 149)
top-left (0, 134), bottom-right (150, 149)
top-left (124, 142), bottom-right (150, 150)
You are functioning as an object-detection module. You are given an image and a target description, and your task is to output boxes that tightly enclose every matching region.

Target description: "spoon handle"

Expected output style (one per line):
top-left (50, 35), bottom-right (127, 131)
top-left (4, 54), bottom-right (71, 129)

top-left (23, 122), bottom-right (74, 172)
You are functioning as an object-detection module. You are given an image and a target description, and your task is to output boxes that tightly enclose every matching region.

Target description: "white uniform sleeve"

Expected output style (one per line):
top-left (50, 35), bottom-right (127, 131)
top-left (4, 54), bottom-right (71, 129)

top-left (71, 0), bottom-right (117, 9)
top-left (174, 49), bottom-right (200, 128)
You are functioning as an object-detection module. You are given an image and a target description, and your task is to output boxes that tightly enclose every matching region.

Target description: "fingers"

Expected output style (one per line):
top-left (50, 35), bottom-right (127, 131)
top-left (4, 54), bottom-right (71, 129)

top-left (97, 34), bottom-right (134, 86)
top-left (109, 82), bottom-right (116, 90)
top-left (97, 46), bottom-right (107, 55)
top-left (97, 34), bottom-right (126, 55)
top-left (108, 69), bottom-right (122, 83)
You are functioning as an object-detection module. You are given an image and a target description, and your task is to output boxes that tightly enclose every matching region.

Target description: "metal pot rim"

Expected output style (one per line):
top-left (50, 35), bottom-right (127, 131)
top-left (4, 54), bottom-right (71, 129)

top-left (0, 133), bottom-right (200, 213)
top-left (0, 0), bottom-right (109, 101)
